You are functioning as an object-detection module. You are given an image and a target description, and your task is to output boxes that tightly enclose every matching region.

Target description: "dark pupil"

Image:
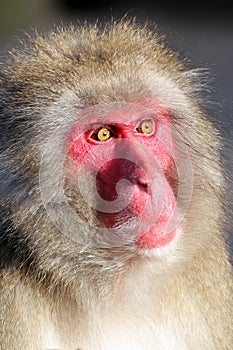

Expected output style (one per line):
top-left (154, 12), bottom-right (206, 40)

top-left (103, 131), bottom-right (107, 136)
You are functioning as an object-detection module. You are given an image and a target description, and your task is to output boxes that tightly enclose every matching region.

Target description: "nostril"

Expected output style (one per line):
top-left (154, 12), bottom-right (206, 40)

top-left (137, 179), bottom-right (149, 192)
top-left (130, 168), bottom-right (150, 191)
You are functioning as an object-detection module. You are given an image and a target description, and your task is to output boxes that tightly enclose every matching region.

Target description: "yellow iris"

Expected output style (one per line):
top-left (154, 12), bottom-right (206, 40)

top-left (138, 120), bottom-right (154, 134)
top-left (97, 128), bottom-right (111, 141)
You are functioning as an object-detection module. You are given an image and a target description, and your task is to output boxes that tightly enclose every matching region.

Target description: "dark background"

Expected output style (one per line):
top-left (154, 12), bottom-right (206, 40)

top-left (0, 0), bottom-right (232, 249)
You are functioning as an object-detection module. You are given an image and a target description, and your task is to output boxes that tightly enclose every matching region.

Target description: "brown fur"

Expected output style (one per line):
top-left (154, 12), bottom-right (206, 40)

top-left (0, 20), bottom-right (232, 349)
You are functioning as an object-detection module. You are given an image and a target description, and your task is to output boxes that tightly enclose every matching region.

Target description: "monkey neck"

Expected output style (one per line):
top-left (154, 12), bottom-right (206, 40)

top-left (36, 251), bottom-right (178, 314)
top-left (10, 238), bottom-right (231, 350)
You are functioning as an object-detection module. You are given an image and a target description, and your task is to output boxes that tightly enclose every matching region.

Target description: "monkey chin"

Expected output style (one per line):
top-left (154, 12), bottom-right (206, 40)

top-left (136, 227), bottom-right (182, 263)
top-left (134, 207), bottom-right (178, 251)
top-left (136, 225), bottom-right (176, 249)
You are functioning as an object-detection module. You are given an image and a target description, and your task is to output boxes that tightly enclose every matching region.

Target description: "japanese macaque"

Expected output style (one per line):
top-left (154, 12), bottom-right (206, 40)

top-left (0, 20), bottom-right (232, 350)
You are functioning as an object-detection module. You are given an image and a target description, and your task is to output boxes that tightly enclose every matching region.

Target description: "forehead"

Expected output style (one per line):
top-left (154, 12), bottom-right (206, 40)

top-left (3, 24), bottom-right (185, 109)
top-left (68, 102), bottom-right (170, 131)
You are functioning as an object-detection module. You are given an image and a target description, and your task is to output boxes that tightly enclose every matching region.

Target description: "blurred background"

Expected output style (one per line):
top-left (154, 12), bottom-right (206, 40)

top-left (0, 0), bottom-right (232, 248)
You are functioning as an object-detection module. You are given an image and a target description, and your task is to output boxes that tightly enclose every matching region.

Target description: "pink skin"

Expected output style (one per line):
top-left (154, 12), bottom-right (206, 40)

top-left (68, 110), bottom-right (177, 248)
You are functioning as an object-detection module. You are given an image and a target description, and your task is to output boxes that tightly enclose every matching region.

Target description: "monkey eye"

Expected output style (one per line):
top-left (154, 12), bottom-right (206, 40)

top-left (136, 120), bottom-right (154, 135)
top-left (90, 127), bottom-right (113, 142)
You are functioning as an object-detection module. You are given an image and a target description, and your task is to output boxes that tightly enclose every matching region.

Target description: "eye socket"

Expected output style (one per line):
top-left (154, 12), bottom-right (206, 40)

top-left (136, 120), bottom-right (154, 135)
top-left (90, 127), bottom-right (112, 142)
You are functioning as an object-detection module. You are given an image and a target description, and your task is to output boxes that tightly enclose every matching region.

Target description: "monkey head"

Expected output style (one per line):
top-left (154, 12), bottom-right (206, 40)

top-left (0, 22), bottom-right (223, 284)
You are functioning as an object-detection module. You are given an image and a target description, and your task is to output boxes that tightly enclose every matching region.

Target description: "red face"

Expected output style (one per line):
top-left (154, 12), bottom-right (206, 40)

top-left (68, 104), bottom-right (177, 249)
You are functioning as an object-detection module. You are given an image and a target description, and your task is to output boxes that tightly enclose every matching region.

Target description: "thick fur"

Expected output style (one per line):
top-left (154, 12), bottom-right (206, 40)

top-left (0, 20), bottom-right (232, 349)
